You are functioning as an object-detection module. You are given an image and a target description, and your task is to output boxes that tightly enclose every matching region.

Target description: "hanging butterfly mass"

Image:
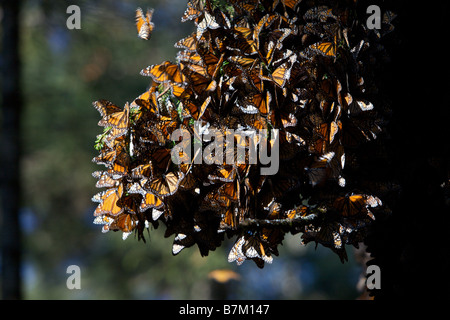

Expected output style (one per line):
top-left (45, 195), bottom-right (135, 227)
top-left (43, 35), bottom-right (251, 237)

top-left (91, 0), bottom-right (393, 268)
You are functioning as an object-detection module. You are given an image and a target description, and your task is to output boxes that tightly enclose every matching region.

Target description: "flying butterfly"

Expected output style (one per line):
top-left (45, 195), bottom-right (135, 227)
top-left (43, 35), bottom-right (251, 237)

top-left (136, 8), bottom-right (155, 40)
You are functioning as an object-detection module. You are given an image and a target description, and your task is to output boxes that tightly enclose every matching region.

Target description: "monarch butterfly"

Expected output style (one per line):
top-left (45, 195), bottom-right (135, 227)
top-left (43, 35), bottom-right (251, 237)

top-left (185, 61), bottom-right (207, 77)
top-left (185, 96), bottom-right (211, 120)
top-left (241, 91), bottom-right (271, 115)
top-left (241, 114), bottom-right (268, 131)
top-left (229, 38), bottom-right (259, 56)
top-left (303, 5), bottom-right (337, 22)
top-left (366, 195), bottom-right (382, 208)
top-left (181, 1), bottom-right (203, 22)
top-left (242, 234), bottom-right (273, 267)
top-left (171, 84), bottom-right (189, 102)
top-left (228, 55), bottom-right (257, 69)
top-left (254, 14), bottom-right (278, 40)
top-left (111, 142), bottom-right (131, 175)
top-left (152, 112), bottom-right (180, 145)
top-left (348, 99), bottom-right (374, 114)
top-left (135, 8), bottom-right (154, 40)
top-left (233, 26), bottom-right (253, 40)
top-left (208, 165), bottom-right (236, 183)
top-left (93, 99), bottom-right (122, 118)
top-left (141, 61), bottom-right (186, 85)
top-left (109, 213), bottom-right (138, 234)
top-left (178, 50), bottom-right (203, 68)
top-left (314, 121), bottom-right (339, 153)
top-left (228, 236), bottom-right (246, 265)
top-left (269, 64), bottom-right (290, 88)
top-left (196, 11), bottom-right (220, 39)
top-left (309, 40), bottom-right (336, 57)
top-left (93, 170), bottom-right (119, 189)
top-left (214, 8), bottom-right (231, 28)
top-left (270, 54), bottom-right (296, 87)
top-left (96, 103), bottom-right (129, 143)
top-left (232, 1), bottom-right (259, 15)
top-left (132, 98), bottom-right (158, 118)
top-left (280, 111), bottom-right (297, 128)
top-left (151, 148), bottom-right (172, 173)
top-left (337, 118), bottom-right (371, 148)
top-left (217, 205), bottom-right (236, 229)
top-left (131, 163), bottom-right (153, 180)
top-left (93, 215), bottom-right (114, 233)
top-left (263, 31), bottom-right (290, 65)
top-left (279, 0), bottom-right (302, 10)
top-left (286, 205), bottom-right (309, 219)
top-left (264, 199), bottom-right (282, 219)
top-left (303, 222), bottom-right (341, 250)
top-left (262, 176), bottom-right (298, 199)
top-left (333, 194), bottom-right (366, 217)
top-left (93, 138), bottom-right (127, 166)
top-left (218, 179), bottom-right (240, 203)
top-left (151, 207), bottom-right (164, 221)
top-left (93, 184), bottom-right (124, 217)
top-left (146, 171), bottom-right (184, 197)
top-left (175, 35), bottom-right (197, 52)
top-left (201, 52), bottom-right (224, 78)
top-left (186, 70), bottom-right (217, 95)
top-left (127, 180), bottom-right (147, 197)
top-left (244, 67), bottom-right (263, 92)
top-left (97, 102), bottom-right (129, 131)
top-left (172, 232), bottom-right (195, 255)
top-left (179, 170), bottom-right (198, 190)
top-left (305, 151), bottom-right (335, 187)
top-left (140, 192), bottom-right (164, 212)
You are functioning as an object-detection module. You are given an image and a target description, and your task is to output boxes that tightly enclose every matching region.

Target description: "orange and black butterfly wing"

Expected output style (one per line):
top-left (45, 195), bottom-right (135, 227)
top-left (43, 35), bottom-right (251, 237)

top-left (136, 8), bottom-right (155, 40)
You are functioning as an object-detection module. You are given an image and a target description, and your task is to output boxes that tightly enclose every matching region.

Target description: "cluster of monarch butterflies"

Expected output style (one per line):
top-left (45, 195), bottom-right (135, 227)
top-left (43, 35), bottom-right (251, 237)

top-left (92, 0), bottom-right (395, 267)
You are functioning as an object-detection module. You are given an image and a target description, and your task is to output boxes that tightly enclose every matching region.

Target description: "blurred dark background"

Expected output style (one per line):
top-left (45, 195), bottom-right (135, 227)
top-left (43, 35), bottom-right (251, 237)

top-left (0, 0), bottom-right (365, 300)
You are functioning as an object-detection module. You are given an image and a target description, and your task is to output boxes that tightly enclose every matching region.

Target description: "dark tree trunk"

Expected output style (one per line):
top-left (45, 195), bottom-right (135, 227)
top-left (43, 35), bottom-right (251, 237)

top-left (0, 0), bottom-right (23, 300)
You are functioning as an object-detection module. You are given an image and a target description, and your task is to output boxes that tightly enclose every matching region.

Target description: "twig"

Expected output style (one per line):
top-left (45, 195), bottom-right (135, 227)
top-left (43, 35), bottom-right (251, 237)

top-left (224, 214), bottom-right (318, 232)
